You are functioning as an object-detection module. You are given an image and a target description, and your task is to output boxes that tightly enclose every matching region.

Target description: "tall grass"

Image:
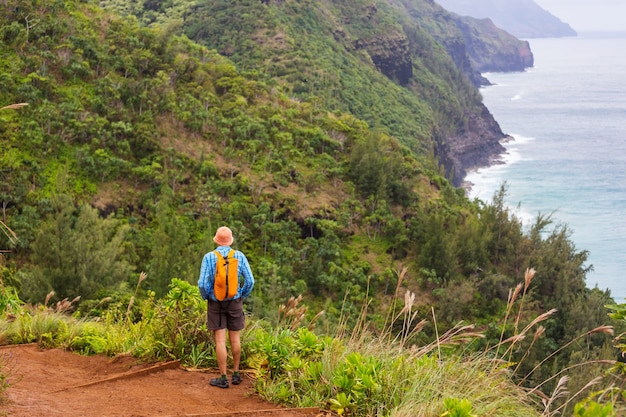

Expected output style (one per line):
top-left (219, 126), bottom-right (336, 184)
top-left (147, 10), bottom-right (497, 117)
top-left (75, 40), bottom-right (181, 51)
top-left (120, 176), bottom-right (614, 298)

top-left (246, 284), bottom-right (537, 416)
top-left (0, 269), bottom-right (623, 416)
top-left (0, 279), bottom-right (209, 360)
top-left (249, 267), bottom-right (622, 416)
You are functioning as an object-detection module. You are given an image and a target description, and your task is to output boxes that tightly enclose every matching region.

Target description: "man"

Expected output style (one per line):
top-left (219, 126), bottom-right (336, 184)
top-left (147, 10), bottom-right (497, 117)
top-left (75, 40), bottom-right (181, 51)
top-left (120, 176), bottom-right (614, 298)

top-left (198, 226), bottom-right (255, 388)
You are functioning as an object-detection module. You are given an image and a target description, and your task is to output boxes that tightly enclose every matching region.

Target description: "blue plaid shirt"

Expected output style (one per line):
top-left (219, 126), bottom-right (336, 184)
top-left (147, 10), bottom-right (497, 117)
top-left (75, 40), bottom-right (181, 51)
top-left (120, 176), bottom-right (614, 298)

top-left (198, 246), bottom-right (255, 301)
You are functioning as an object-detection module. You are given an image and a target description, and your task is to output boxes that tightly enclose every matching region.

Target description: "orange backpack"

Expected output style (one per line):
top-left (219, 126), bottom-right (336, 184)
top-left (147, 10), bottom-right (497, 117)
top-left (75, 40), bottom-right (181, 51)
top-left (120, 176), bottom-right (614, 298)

top-left (213, 249), bottom-right (240, 301)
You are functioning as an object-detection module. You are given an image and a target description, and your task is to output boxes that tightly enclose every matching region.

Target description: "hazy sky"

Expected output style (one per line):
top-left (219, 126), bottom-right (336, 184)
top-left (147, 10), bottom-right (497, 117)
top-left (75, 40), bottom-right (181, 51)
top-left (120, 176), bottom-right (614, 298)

top-left (534, 0), bottom-right (626, 31)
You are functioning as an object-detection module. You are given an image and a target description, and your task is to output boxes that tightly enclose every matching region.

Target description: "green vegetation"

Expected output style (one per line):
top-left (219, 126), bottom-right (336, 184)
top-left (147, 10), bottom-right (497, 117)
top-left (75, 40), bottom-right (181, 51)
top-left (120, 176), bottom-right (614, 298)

top-left (1, 0), bottom-right (625, 414)
top-left (109, 0), bottom-right (484, 155)
top-left (1, 277), bottom-right (624, 415)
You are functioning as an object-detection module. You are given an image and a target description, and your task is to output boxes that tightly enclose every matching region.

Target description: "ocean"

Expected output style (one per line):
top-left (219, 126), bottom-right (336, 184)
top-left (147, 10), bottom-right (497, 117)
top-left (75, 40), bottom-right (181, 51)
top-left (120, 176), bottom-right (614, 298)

top-left (465, 32), bottom-right (626, 304)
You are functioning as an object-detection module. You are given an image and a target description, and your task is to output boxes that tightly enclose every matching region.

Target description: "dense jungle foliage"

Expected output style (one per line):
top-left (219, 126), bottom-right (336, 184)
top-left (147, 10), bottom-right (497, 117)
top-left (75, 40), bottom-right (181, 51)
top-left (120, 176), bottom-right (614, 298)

top-left (102, 0), bottom-right (485, 156)
top-left (1, 0), bottom-right (625, 414)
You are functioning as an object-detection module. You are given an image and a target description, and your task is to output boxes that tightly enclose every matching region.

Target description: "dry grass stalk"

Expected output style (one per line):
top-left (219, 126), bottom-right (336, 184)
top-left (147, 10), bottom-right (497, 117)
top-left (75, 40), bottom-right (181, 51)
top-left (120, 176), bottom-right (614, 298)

top-left (44, 291), bottom-right (55, 307)
top-left (388, 290), bottom-right (418, 347)
top-left (447, 331), bottom-right (486, 345)
top-left (529, 360), bottom-right (616, 398)
top-left (411, 319), bottom-right (427, 335)
top-left (510, 282), bottom-right (523, 306)
top-left (126, 272), bottom-right (148, 321)
top-left (498, 309), bottom-right (557, 362)
top-left (393, 265), bottom-right (408, 299)
top-left (488, 267), bottom-right (550, 376)
top-left (520, 325), bottom-right (615, 387)
top-left (488, 306), bottom-right (556, 369)
top-left (55, 296), bottom-right (80, 313)
top-left (588, 325), bottom-right (614, 336)
top-left (541, 376), bottom-right (569, 416)
top-left (382, 266), bottom-right (410, 339)
top-left (350, 277), bottom-right (374, 346)
top-left (333, 289), bottom-right (354, 341)
top-left (501, 334), bottom-right (526, 345)
top-left (277, 294), bottom-right (323, 331)
top-left (403, 290), bottom-right (415, 313)
top-left (438, 323), bottom-right (483, 346)
top-left (309, 310), bottom-right (325, 331)
top-left (494, 282), bottom-right (524, 358)
top-left (524, 267), bottom-right (536, 291)
top-left (126, 296), bottom-right (135, 318)
top-left (0, 103), bottom-right (28, 110)
top-left (514, 268), bottom-right (536, 336)
top-left (512, 326), bottom-right (545, 375)
top-left (533, 325), bottom-right (546, 342)
top-left (552, 376), bottom-right (604, 415)
top-left (432, 306), bottom-right (441, 358)
top-left (0, 220), bottom-right (18, 246)
top-left (98, 296), bottom-right (113, 305)
top-left (409, 320), bottom-right (484, 359)
top-left (520, 309), bottom-right (558, 336)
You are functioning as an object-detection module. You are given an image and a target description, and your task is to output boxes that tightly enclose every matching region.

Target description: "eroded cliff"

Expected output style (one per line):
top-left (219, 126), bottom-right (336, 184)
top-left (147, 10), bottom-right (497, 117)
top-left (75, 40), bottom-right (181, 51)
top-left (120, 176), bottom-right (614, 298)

top-left (452, 15), bottom-right (534, 74)
top-left (440, 106), bottom-right (508, 186)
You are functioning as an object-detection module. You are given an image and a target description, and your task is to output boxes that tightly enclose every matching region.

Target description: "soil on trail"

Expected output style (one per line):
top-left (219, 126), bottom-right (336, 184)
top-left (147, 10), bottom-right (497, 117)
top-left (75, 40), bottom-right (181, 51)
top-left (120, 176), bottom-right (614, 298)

top-left (1, 344), bottom-right (321, 417)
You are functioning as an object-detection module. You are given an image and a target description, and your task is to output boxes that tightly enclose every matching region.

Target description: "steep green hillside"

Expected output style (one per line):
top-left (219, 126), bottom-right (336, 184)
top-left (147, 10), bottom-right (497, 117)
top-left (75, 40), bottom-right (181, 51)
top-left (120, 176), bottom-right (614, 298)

top-left (104, 0), bottom-right (509, 183)
top-left (0, 0), bottom-right (441, 308)
top-left (0, 0), bottom-right (618, 407)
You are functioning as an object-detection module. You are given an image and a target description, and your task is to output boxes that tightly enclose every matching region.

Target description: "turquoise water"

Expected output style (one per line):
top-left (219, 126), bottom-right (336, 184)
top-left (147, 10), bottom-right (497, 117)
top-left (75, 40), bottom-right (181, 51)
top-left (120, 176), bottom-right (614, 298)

top-left (465, 33), bottom-right (626, 303)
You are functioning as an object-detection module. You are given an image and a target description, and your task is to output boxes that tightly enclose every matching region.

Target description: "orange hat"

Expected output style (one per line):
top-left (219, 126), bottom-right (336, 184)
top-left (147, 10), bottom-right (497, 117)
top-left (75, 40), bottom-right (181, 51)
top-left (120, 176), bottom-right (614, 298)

top-left (213, 226), bottom-right (234, 246)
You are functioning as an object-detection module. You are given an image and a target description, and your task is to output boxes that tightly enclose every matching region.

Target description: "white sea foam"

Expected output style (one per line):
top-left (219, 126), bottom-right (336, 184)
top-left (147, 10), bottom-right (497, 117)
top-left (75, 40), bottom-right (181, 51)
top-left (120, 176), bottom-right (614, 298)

top-left (501, 134), bottom-right (535, 164)
top-left (464, 134), bottom-right (535, 200)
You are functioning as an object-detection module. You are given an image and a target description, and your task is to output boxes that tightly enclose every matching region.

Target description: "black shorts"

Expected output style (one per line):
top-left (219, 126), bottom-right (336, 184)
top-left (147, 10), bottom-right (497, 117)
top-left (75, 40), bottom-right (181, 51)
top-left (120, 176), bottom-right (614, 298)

top-left (207, 298), bottom-right (245, 331)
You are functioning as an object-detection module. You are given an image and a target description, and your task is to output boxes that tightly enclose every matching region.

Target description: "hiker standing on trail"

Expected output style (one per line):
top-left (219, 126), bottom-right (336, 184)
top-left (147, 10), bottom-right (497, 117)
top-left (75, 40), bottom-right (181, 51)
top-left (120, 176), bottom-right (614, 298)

top-left (198, 226), bottom-right (255, 388)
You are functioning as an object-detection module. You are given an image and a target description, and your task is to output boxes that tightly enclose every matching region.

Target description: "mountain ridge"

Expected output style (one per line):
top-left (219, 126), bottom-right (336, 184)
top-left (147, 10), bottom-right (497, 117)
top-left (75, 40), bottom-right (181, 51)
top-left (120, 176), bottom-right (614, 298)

top-left (115, 0), bottom-right (533, 184)
top-left (436, 0), bottom-right (577, 38)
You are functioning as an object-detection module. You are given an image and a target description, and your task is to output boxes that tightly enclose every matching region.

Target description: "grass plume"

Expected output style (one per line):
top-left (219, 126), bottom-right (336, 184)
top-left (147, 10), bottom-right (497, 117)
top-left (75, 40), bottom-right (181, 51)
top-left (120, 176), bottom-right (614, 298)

top-left (0, 103), bottom-right (28, 111)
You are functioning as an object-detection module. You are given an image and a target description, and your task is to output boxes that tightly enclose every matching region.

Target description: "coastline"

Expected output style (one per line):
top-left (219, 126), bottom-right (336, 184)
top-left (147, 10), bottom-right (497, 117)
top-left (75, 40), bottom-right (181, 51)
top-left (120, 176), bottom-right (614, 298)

top-left (463, 35), bottom-right (626, 302)
top-left (461, 134), bottom-right (514, 196)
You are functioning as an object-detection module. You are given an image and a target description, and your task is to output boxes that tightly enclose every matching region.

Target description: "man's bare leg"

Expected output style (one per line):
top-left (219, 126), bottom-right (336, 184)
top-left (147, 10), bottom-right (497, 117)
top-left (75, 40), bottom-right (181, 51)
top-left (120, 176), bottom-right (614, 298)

top-left (214, 328), bottom-right (228, 375)
top-left (228, 330), bottom-right (241, 373)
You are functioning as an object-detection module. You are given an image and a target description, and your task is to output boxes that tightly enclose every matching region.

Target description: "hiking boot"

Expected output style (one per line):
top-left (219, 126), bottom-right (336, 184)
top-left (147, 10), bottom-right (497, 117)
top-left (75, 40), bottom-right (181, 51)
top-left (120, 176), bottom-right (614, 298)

top-left (231, 373), bottom-right (242, 385)
top-left (210, 377), bottom-right (229, 389)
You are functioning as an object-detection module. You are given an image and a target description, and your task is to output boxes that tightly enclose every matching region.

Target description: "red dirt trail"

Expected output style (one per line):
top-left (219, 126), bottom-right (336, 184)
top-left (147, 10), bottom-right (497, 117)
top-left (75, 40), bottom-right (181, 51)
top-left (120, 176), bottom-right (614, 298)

top-left (1, 344), bottom-right (323, 417)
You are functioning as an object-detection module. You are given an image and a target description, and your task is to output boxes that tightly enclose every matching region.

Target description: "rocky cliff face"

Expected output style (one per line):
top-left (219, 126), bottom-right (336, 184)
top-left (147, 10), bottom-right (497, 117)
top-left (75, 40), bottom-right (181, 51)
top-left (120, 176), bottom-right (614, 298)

top-left (439, 106), bottom-right (508, 186)
top-left (383, 0), bottom-right (516, 181)
top-left (430, 13), bottom-right (528, 182)
top-left (425, 13), bottom-right (533, 86)
top-left (438, 34), bottom-right (491, 87)
top-left (452, 16), bottom-right (534, 74)
top-left (354, 33), bottom-right (413, 85)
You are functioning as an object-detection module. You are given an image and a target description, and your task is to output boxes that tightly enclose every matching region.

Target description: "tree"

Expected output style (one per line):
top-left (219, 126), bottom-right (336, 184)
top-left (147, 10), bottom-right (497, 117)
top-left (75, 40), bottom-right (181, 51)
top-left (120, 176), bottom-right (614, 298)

top-left (146, 185), bottom-right (190, 297)
top-left (25, 194), bottom-right (132, 302)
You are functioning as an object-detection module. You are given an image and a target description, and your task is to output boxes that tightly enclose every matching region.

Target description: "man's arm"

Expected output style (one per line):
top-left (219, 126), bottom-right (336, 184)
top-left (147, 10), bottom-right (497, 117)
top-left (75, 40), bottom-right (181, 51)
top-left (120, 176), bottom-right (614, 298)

top-left (198, 253), bottom-right (215, 300)
top-left (238, 252), bottom-right (255, 298)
